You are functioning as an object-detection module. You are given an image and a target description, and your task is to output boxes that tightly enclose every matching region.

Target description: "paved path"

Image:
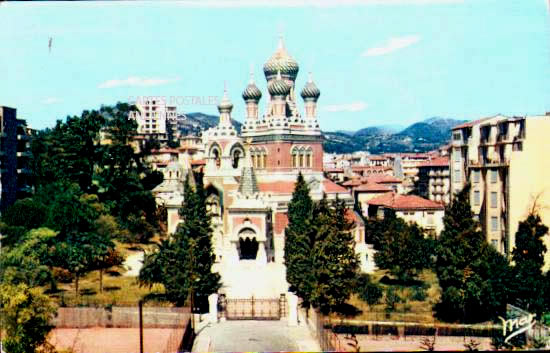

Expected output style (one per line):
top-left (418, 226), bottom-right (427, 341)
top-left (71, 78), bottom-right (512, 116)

top-left (192, 320), bottom-right (321, 352)
top-left (122, 251), bottom-right (144, 277)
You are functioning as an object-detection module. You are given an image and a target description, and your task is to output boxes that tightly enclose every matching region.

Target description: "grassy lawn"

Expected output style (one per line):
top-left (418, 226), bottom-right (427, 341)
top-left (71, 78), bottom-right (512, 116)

top-left (49, 269), bottom-right (168, 307)
top-left (48, 239), bottom-right (170, 307)
top-left (330, 269), bottom-right (443, 324)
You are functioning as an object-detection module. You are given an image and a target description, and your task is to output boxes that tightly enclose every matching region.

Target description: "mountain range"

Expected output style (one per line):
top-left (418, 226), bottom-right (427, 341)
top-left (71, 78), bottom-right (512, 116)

top-left (179, 113), bottom-right (465, 154)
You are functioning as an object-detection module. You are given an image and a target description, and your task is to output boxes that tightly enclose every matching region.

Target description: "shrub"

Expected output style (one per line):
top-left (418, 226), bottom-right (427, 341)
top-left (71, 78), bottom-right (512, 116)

top-left (355, 274), bottom-right (383, 306)
top-left (411, 286), bottom-right (427, 301)
top-left (52, 267), bottom-right (73, 283)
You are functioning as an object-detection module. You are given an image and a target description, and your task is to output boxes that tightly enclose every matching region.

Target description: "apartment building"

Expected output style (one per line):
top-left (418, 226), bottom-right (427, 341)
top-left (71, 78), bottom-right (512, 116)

top-left (450, 114), bottom-right (550, 269)
top-left (0, 106), bottom-right (34, 211)
top-left (417, 156), bottom-right (450, 205)
top-left (129, 97), bottom-right (178, 141)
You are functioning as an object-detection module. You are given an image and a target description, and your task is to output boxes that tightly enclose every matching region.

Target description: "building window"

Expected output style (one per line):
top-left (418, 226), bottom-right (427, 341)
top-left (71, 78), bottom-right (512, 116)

top-left (491, 192), bottom-right (498, 208)
top-left (454, 170), bottom-right (461, 183)
top-left (491, 169), bottom-right (498, 183)
top-left (513, 142), bottom-right (523, 151)
top-left (453, 132), bottom-right (461, 141)
top-left (454, 152), bottom-right (461, 162)
top-left (473, 170), bottom-right (480, 183)
top-left (491, 216), bottom-right (499, 231)
top-left (474, 190), bottom-right (480, 206)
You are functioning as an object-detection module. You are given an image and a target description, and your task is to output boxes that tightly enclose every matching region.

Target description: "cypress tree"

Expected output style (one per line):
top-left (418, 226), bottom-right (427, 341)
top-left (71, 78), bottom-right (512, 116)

top-left (310, 195), bottom-right (359, 314)
top-left (511, 214), bottom-right (548, 315)
top-left (284, 172), bottom-right (315, 306)
top-left (140, 174), bottom-right (221, 309)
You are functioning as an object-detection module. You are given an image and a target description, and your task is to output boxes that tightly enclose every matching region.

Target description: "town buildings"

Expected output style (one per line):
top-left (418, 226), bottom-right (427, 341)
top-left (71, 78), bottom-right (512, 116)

top-left (451, 114), bottom-right (550, 270)
top-left (0, 106), bottom-right (33, 212)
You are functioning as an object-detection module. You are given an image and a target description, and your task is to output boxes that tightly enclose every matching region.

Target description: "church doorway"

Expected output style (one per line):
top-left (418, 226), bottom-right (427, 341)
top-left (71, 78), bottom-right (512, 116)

top-left (239, 237), bottom-right (258, 260)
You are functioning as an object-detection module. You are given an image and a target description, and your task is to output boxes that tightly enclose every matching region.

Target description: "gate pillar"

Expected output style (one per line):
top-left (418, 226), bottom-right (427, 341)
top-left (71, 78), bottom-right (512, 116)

top-left (208, 294), bottom-right (219, 323)
top-left (288, 293), bottom-right (298, 326)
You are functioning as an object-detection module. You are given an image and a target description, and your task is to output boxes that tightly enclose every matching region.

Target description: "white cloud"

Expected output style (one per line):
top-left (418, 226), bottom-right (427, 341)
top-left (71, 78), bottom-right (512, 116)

top-left (98, 76), bottom-right (181, 89)
top-left (323, 102), bottom-right (368, 112)
top-left (174, 0), bottom-right (463, 7)
top-left (362, 35), bottom-right (421, 57)
top-left (42, 97), bottom-right (61, 105)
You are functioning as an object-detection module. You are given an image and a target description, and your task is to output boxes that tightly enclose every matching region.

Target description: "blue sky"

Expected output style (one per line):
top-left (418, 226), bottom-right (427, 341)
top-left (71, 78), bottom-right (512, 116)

top-left (0, 0), bottom-right (549, 131)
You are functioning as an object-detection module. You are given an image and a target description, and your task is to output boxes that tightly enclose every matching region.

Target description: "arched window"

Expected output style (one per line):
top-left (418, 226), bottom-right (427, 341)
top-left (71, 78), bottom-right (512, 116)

top-left (298, 147), bottom-right (305, 168)
top-left (232, 149), bottom-right (241, 169)
top-left (229, 144), bottom-right (245, 169)
top-left (261, 149), bottom-right (267, 169)
top-left (306, 147), bottom-right (313, 168)
top-left (291, 148), bottom-right (298, 168)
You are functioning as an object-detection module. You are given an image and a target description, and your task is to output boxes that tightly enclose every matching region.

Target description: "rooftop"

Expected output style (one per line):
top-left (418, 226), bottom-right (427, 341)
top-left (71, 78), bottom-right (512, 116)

top-left (368, 192), bottom-right (444, 210)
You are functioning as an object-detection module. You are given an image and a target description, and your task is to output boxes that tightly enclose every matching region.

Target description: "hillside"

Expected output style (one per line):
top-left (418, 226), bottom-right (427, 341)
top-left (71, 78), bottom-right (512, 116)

top-left (178, 112), bottom-right (242, 135)
top-left (180, 113), bottom-right (465, 154)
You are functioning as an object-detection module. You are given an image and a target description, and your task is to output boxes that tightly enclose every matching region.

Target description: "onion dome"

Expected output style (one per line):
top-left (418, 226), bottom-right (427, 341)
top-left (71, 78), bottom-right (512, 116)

top-left (267, 70), bottom-right (291, 97)
top-left (242, 72), bottom-right (262, 102)
top-left (300, 72), bottom-right (321, 101)
top-left (217, 88), bottom-right (233, 113)
top-left (263, 36), bottom-right (299, 81)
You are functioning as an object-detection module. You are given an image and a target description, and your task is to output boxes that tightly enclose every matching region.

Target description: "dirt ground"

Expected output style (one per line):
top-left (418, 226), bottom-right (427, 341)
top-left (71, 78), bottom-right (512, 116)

top-left (337, 334), bottom-right (493, 351)
top-left (48, 327), bottom-right (184, 353)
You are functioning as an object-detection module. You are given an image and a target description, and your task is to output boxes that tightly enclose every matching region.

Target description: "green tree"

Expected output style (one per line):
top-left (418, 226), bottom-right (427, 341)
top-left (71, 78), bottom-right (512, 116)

top-left (354, 273), bottom-right (383, 306)
top-left (435, 185), bottom-right (511, 323)
top-left (0, 228), bottom-right (57, 289)
top-left (373, 215), bottom-right (433, 283)
top-left (510, 214), bottom-right (548, 315)
top-left (0, 199), bottom-right (48, 247)
top-left (96, 103), bottom-right (162, 243)
top-left (310, 196), bottom-right (359, 314)
top-left (284, 172), bottom-right (315, 306)
top-left (139, 175), bottom-right (220, 308)
top-left (0, 283), bottom-right (57, 353)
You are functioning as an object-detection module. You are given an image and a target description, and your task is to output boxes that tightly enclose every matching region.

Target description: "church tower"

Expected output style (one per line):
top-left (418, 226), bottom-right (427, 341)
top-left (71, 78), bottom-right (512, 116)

top-left (241, 37), bottom-right (323, 178)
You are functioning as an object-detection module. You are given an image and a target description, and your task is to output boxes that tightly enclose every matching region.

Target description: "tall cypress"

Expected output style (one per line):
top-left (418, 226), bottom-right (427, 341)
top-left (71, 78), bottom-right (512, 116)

top-left (511, 214), bottom-right (548, 315)
top-left (310, 195), bottom-right (359, 314)
top-left (284, 172), bottom-right (315, 306)
top-left (140, 173), bottom-right (221, 309)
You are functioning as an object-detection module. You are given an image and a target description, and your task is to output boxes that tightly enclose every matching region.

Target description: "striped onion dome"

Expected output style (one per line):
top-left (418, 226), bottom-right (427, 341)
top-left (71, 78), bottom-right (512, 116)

top-left (267, 71), bottom-right (290, 97)
top-left (300, 72), bottom-right (321, 101)
top-left (263, 37), bottom-right (299, 81)
top-left (242, 73), bottom-right (262, 102)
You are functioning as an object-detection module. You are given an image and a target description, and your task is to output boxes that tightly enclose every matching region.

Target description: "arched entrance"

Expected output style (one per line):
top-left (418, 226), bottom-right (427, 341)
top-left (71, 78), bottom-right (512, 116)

top-left (237, 228), bottom-right (258, 260)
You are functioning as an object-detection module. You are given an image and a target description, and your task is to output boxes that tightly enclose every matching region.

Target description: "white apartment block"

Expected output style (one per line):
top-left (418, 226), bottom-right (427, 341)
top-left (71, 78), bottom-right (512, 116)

top-left (450, 114), bottom-right (550, 270)
top-left (129, 97), bottom-right (177, 135)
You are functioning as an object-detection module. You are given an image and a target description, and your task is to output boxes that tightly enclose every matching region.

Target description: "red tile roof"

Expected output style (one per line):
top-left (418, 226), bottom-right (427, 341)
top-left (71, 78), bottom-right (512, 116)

top-left (418, 156), bottom-right (450, 168)
top-left (342, 179), bottom-right (363, 187)
top-left (452, 117), bottom-right (492, 130)
top-left (355, 182), bottom-right (392, 192)
top-left (345, 209), bottom-right (364, 226)
top-left (368, 192), bottom-right (444, 210)
top-left (257, 181), bottom-right (296, 194)
top-left (322, 180), bottom-right (349, 193)
top-left (274, 212), bottom-right (289, 234)
top-left (324, 167), bottom-right (344, 173)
